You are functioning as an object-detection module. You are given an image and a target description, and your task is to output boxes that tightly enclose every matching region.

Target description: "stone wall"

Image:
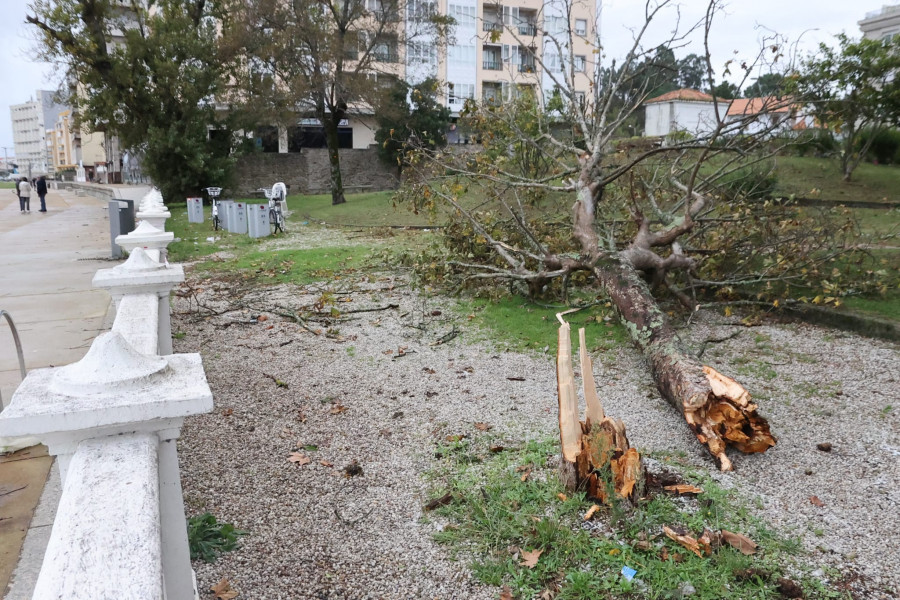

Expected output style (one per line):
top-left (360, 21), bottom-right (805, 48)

top-left (233, 148), bottom-right (399, 196)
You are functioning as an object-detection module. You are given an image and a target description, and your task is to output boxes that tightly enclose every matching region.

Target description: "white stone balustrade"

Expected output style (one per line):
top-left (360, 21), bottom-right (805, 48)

top-left (0, 210), bottom-right (209, 600)
top-left (115, 221), bottom-right (175, 263)
top-left (93, 248), bottom-right (184, 355)
top-left (137, 188), bottom-right (171, 229)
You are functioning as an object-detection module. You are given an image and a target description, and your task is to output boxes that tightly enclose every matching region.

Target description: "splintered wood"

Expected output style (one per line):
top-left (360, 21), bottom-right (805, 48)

top-left (556, 315), bottom-right (640, 503)
top-left (689, 366), bottom-right (777, 471)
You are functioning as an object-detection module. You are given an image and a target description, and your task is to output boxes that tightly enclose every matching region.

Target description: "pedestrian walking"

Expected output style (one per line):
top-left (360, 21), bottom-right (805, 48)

top-left (18, 177), bottom-right (32, 213)
top-left (36, 176), bottom-right (48, 212)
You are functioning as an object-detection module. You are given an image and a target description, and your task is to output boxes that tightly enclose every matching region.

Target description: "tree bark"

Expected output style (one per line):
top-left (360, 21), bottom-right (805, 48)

top-left (323, 113), bottom-right (346, 206)
top-left (593, 255), bottom-right (776, 471)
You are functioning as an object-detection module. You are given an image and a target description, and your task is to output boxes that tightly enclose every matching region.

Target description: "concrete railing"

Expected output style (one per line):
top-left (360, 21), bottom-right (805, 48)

top-left (0, 202), bottom-right (211, 600)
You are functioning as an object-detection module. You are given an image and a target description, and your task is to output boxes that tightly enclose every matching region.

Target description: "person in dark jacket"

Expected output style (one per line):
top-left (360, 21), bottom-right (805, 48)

top-left (36, 176), bottom-right (48, 212)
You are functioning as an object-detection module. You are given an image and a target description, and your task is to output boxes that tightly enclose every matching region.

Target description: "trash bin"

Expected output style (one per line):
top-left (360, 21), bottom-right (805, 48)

top-left (109, 199), bottom-right (137, 258)
top-left (187, 197), bottom-right (204, 223)
top-left (247, 204), bottom-right (270, 238)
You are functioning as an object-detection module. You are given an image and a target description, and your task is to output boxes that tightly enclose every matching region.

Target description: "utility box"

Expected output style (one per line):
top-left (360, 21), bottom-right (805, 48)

top-left (232, 201), bottom-right (248, 234)
top-left (108, 200), bottom-right (136, 258)
top-left (186, 197), bottom-right (204, 223)
top-left (218, 200), bottom-right (234, 231)
top-left (247, 204), bottom-right (270, 238)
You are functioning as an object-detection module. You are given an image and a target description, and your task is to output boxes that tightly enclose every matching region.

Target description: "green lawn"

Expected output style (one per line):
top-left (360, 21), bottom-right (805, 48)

top-left (0, 182), bottom-right (16, 190)
top-left (774, 156), bottom-right (900, 203)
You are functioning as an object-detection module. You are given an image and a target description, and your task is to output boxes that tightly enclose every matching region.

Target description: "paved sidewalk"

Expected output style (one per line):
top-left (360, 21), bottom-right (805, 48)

top-left (0, 183), bottom-right (150, 598)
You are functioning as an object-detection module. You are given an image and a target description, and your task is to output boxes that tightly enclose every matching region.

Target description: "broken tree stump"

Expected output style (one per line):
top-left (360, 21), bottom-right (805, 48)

top-left (557, 315), bottom-right (641, 504)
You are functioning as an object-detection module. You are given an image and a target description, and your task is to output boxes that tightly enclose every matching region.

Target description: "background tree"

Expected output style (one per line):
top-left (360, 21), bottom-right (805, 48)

top-left (27, 0), bottom-right (234, 201)
top-left (225, 0), bottom-right (451, 205)
top-left (792, 33), bottom-right (900, 181)
top-left (710, 80), bottom-right (740, 99)
top-left (395, 0), bottom-right (877, 470)
top-left (743, 72), bottom-right (785, 97)
top-left (374, 78), bottom-right (450, 174)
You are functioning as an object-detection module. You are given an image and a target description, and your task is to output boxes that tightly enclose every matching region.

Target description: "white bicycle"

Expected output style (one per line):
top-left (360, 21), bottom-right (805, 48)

top-left (257, 186), bottom-right (286, 234)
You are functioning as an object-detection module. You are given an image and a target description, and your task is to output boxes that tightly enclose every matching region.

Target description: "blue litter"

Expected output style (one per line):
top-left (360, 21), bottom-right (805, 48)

top-left (621, 566), bottom-right (637, 581)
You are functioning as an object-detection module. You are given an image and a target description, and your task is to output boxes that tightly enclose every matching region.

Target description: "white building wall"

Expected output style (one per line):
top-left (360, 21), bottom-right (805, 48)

top-left (644, 100), bottom-right (718, 137)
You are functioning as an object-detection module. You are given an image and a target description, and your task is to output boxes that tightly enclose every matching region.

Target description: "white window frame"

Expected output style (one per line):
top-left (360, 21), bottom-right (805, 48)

top-left (574, 18), bottom-right (587, 36)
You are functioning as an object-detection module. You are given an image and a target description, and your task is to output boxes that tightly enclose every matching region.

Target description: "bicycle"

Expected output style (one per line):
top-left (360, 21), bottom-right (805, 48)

top-left (203, 187), bottom-right (223, 230)
top-left (258, 187), bottom-right (285, 234)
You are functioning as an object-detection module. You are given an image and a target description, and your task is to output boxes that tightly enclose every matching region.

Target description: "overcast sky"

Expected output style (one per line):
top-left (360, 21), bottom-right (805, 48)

top-left (0, 0), bottom-right (889, 154)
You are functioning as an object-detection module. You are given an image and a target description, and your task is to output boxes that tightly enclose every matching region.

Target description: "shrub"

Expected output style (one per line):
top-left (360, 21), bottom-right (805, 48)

top-left (715, 165), bottom-right (778, 200)
top-left (789, 129), bottom-right (838, 157)
top-left (855, 127), bottom-right (900, 164)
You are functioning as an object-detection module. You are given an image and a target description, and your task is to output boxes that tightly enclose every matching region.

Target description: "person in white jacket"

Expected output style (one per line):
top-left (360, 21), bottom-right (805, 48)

top-left (17, 177), bottom-right (32, 213)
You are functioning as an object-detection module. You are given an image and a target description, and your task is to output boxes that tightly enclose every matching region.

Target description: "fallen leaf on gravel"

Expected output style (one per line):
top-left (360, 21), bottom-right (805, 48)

top-left (664, 484), bottom-right (704, 495)
top-left (499, 586), bottom-right (514, 600)
top-left (222, 408), bottom-right (233, 417)
top-left (489, 445), bottom-right (505, 453)
top-left (584, 504), bottom-right (600, 520)
top-left (809, 495), bottom-right (825, 507)
top-left (379, 428), bottom-right (392, 437)
top-left (445, 434), bottom-right (466, 442)
top-left (383, 349), bottom-right (394, 355)
top-left (319, 460), bottom-right (333, 467)
top-left (424, 492), bottom-right (454, 511)
top-left (519, 548), bottom-right (543, 568)
top-left (663, 525), bottom-right (703, 558)
top-left (698, 528), bottom-right (716, 555)
top-left (330, 404), bottom-right (348, 415)
top-left (557, 493), bottom-right (568, 502)
top-left (516, 465), bottom-right (532, 482)
top-left (816, 442), bottom-right (832, 452)
top-left (474, 422), bottom-right (493, 431)
top-left (287, 452), bottom-right (311, 466)
top-left (721, 530), bottom-right (757, 555)
top-left (211, 579), bottom-right (238, 600)
top-left (422, 367), bottom-right (436, 374)
top-left (257, 315), bottom-right (268, 322)
top-left (343, 460), bottom-right (363, 477)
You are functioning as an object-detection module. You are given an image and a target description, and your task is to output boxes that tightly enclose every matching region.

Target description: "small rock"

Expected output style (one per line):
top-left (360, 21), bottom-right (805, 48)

top-left (678, 581), bottom-right (696, 597)
top-left (816, 442), bottom-right (832, 452)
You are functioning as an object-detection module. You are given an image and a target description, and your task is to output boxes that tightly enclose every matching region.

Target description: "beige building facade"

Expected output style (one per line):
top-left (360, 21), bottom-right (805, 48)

top-left (859, 4), bottom-right (900, 39)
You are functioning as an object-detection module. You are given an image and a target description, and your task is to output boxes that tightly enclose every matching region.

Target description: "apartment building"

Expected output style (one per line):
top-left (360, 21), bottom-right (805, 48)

top-left (261, 0), bottom-right (596, 151)
top-left (859, 4), bottom-right (900, 40)
top-left (9, 91), bottom-right (69, 177)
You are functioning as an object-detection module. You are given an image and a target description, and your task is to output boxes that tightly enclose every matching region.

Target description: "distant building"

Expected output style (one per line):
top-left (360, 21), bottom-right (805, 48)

top-left (643, 89), bottom-right (721, 137)
top-left (9, 91), bottom-right (69, 177)
top-left (859, 4), bottom-right (900, 40)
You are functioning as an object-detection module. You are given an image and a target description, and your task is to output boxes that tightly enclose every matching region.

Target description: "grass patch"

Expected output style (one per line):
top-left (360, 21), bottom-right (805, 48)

top-left (197, 245), bottom-right (372, 286)
top-left (166, 204), bottom-right (264, 263)
top-left (0, 182), bottom-right (16, 190)
top-left (427, 438), bottom-right (841, 600)
top-left (842, 293), bottom-right (900, 321)
top-left (457, 297), bottom-right (629, 354)
top-left (774, 156), bottom-right (900, 204)
top-left (289, 191), bottom-right (434, 227)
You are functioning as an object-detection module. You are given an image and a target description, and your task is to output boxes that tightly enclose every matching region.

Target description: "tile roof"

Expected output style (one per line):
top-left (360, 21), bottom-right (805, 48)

top-left (645, 88), bottom-right (715, 104)
top-left (726, 96), bottom-right (794, 116)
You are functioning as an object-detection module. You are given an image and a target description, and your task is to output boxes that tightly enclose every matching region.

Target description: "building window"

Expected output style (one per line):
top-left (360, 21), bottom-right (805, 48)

top-left (575, 19), bottom-right (587, 36)
top-left (574, 55), bottom-right (586, 72)
top-left (449, 3), bottom-right (476, 28)
top-left (448, 44), bottom-right (475, 65)
top-left (448, 83), bottom-right (475, 105)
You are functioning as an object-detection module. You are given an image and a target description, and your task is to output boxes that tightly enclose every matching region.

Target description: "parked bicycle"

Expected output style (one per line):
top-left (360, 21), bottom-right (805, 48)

top-left (203, 187), bottom-right (223, 230)
top-left (257, 187), bottom-right (286, 234)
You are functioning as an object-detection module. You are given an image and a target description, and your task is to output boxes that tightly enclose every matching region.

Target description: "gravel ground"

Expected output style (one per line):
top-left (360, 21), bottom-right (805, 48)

top-left (173, 227), bottom-right (899, 600)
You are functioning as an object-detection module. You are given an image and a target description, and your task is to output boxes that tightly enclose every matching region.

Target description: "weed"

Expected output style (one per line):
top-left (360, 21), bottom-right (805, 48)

top-left (187, 512), bottom-right (247, 563)
top-left (346, 345), bottom-right (356, 357)
top-left (173, 331), bottom-right (187, 340)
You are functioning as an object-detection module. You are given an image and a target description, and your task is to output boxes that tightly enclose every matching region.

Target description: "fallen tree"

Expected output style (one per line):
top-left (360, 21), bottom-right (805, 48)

top-left (396, 0), bottom-right (815, 469)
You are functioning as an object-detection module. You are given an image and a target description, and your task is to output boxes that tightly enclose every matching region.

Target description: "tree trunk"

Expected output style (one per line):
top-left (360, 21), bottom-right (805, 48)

top-left (323, 114), bottom-right (346, 206)
top-left (593, 255), bottom-right (776, 471)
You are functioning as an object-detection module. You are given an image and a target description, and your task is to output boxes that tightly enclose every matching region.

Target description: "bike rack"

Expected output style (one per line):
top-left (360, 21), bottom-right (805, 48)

top-left (0, 310), bottom-right (27, 407)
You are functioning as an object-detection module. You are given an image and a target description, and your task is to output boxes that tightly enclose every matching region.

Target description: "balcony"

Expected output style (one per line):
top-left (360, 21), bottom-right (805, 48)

top-left (373, 51), bottom-right (400, 63)
top-left (482, 21), bottom-right (501, 32)
top-left (518, 63), bottom-right (536, 73)
top-left (518, 23), bottom-right (537, 36)
top-left (483, 60), bottom-right (502, 70)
